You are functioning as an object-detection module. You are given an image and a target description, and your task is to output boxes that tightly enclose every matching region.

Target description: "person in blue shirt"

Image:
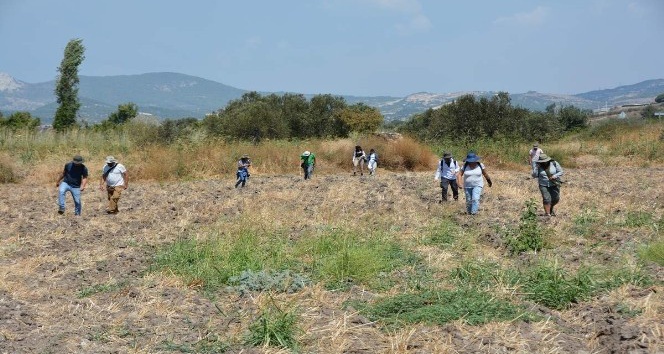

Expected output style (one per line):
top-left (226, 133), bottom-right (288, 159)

top-left (55, 155), bottom-right (89, 216)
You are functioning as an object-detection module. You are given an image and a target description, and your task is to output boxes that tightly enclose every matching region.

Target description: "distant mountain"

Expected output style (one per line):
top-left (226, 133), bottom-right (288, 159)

top-left (1, 71), bottom-right (662, 123)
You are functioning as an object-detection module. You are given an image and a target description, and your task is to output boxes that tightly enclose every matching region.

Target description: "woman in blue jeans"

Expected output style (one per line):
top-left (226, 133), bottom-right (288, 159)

top-left (459, 152), bottom-right (492, 215)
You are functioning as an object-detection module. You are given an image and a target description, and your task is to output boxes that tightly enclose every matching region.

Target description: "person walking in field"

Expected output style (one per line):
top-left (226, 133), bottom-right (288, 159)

top-left (528, 143), bottom-right (543, 171)
top-left (235, 154), bottom-right (252, 188)
top-left (459, 152), bottom-right (492, 215)
top-left (434, 151), bottom-right (460, 202)
top-left (100, 156), bottom-right (128, 214)
top-left (56, 155), bottom-right (89, 216)
top-left (367, 148), bottom-right (378, 175)
top-left (532, 153), bottom-right (563, 216)
top-left (300, 150), bottom-right (316, 180)
top-left (352, 145), bottom-right (366, 176)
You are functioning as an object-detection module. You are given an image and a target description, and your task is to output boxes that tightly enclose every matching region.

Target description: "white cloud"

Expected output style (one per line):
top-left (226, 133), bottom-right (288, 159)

top-left (364, 0), bottom-right (432, 34)
top-left (494, 6), bottom-right (550, 26)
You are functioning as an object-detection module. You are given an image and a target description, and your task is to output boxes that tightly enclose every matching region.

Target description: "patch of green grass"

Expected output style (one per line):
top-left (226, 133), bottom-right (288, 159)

top-left (621, 211), bottom-right (654, 228)
top-left (154, 227), bottom-right (420, 292)
top-left (450, 259), bottom-right (502, 288)
top-left (356, 288), bottom-right (530, 329)
top-left (572, 208), bottom-right (600, 237)
top-left (638, 238), bottom-right (664, 266)
top-left (298, 230), bottom-right (420, 290)
top-left (504, 199), bottom-right (547, 255)
top-left (508, 261), bottom-right (652, 310)
top-left (246, 302), bottom-right (300, 351)
top-left (424, 219), bottom-right (463, 248)
top-left (153, 229), bottom-right (294, 290)
top-left (77, 280), bottom-right (127, 298)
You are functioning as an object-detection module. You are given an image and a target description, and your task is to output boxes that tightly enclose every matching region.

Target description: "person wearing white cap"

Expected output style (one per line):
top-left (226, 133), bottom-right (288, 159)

top-left (300, 150), bottom-right (316, 180)
top-left (99, 156), bottom-right (128, 214)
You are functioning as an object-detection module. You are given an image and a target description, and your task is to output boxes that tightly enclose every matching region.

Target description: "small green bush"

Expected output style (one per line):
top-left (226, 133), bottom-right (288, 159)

top-left (504, 199), bottom-right (546, 254)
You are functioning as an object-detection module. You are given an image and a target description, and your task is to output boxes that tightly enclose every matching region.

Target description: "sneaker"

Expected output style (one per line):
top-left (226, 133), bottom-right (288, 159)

top-left (58, 209), bottom-right (64, 215)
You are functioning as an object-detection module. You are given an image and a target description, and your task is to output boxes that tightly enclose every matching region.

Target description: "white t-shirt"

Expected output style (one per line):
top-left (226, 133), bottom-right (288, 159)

top-left (462, 163), bottom-right (485, 188)
top-left (434, 158), bottom-right (459, 181)
top-left (529, 148), bottom-right (543, 162)
top-left (103, 163), bottom-right (127, 187)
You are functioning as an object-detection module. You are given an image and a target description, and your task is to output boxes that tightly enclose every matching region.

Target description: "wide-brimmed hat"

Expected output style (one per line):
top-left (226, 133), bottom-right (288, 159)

top-left (442, 151), bottom-right (452, 158)
top-left (72, 155), bottom-right (84, 163)
top-left (533, 143), bottom-right (539, 148)
top-left (302, 151), bottom-right (311, 157)
top-left (465, 152), bottom-right (481, 163)
top-left (536, 153), bottom-right (552, 163)
top-left (105, 156), bottom-right (117, 164)
top-left (241, 154), bottom-right (250, 159)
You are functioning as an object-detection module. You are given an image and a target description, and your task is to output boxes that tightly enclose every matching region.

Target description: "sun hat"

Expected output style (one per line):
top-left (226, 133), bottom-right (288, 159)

top-left (302, 151), bottom-right (311, 157)
top-left (72, 155), bottom-right (84, 163)
top-left (105, 156), bottom-right (117, 164)
top-left (465, 152), bottom-right (481, 163)
top-left (533, 143), bottom-right (539, 148)
top-left (536, 153), bottom-right (552, 163)
top-left (442, 151), bottom-right (452, 158)
top-left (241, 154), bottom-right (250, 159)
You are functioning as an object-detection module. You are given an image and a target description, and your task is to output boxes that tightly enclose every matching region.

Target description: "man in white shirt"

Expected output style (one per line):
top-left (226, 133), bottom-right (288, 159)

top-left (528, 143), bottom-right (543, 171)
top-left (99, 156), bottom-right (128, 214)
top-left (434, 152), bottom-right (461, 201)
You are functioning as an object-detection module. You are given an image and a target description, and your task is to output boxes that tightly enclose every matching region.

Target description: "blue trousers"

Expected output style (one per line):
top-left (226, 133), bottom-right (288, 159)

top-left (58, 182), bottom-right (82, 215)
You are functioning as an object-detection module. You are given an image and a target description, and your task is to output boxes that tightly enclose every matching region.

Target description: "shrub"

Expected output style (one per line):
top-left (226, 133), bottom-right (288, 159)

top-left (0, 155), bottom-right (18, 183)
top-left (504, 199), bottom-right (546, 255)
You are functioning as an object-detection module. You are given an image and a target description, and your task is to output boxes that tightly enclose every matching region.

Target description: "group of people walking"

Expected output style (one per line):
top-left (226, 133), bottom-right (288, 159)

top-left (56, 142), bottom-right (562, 217)
top-left (432, 143), bottom-right (563, 216)
top-left (56, 155), bottom-right (128, 216)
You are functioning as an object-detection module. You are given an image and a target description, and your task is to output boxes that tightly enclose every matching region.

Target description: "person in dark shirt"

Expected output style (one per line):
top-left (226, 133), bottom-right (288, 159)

top-left (55, 155), bottom-right (89, 215)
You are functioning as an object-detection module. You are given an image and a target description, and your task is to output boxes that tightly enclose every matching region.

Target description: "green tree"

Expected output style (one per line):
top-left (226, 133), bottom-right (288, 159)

top-left (655, 93), bottom-right (664, 103)
top-left (107, 103), bottom-right (138, 125)
top-left (53, 38), bottom-right (85, 131)
top-left (557, 105), bottom-right (589, 132)
top-left (641, 105), bottom-right (655, 119)
top-left (1, 112), bottom-right (41, 131)
top-left (339, 103), bottom-right (383, 133)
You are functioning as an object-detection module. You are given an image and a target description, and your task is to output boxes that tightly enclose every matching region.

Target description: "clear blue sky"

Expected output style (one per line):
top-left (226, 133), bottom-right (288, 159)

top-left (1, 0), bottom-right (662, 97)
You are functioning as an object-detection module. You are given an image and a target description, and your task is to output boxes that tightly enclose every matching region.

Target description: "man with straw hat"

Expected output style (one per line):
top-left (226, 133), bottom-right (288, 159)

top-left (99, 156), bottom-right (128, 214)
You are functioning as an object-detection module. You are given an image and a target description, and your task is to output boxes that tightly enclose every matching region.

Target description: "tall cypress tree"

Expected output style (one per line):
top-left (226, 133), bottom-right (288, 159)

top-left (53, 39), bottom-right (85, 131)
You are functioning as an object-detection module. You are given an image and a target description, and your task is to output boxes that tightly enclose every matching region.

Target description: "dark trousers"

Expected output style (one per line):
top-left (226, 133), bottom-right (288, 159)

top-left (440, 178), bottom-right (459, 201)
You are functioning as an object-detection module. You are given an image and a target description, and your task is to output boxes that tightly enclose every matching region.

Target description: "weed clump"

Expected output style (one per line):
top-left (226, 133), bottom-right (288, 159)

top-left (246, 302), bottom-right (300, 351)
top-left (228, 269), bottom-right (310, 294)
top-left (504, 199), bottom-right (546, 255)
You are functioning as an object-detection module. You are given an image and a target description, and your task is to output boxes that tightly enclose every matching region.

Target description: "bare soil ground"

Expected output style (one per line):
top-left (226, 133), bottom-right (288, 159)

top-left (1, 167), bottom-right (662, 353)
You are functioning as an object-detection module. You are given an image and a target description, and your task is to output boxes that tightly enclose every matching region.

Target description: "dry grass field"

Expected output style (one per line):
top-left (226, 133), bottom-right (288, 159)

top-left (1, 161), bottom-right (662, 353)
top-left (1, 118), bottom-right (663, 353)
